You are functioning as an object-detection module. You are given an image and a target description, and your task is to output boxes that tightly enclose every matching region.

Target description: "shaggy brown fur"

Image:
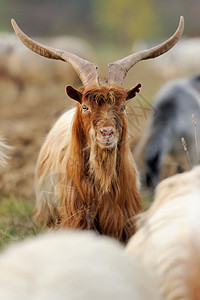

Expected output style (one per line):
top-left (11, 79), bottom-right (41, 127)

top-left (35, 84), bottom-right (141, 243)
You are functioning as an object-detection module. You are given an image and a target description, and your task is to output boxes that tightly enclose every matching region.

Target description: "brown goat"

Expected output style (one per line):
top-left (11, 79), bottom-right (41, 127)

top-left (11, 17), bottom-right (184, 243)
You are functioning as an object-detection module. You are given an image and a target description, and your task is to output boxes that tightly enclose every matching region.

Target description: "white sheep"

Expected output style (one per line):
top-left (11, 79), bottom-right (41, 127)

top-left (0, 32), bottom-right (95, 86)
top-left (0, 230), bottom-right (161, 300)
top-left (126, 166), bottom-right (200, 300)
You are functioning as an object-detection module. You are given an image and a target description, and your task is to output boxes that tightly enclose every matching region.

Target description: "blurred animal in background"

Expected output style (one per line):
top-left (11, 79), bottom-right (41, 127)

top-left (0, 138), bottom-right (11, 170)
top-left (133, 38), bottom-right (200, 79)
top-left (152, 37), bottom-right (200, 78)
top-left (0, 230), bottom-right (162, 300)
top-left (0, 32), bottom-right (95, 89)
top-left (126, 166), bottom-right (200, 300)
top-left (135, 73), bottom-right (200, 189)
top-left (11, 17), bottom-right (183, 243)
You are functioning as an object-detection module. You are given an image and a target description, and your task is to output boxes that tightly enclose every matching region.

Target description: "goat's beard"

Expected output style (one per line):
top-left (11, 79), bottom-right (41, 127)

top-left (89, 141), bottom-right (117, 192)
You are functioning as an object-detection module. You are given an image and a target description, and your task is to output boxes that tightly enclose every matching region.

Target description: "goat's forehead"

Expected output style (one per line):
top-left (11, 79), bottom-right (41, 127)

top-left (89, 102), bottom-right (119, 113)
top-left (83, 85), bottom-right (126, 100)
top-left (83, 89), bottom-right (126, 108)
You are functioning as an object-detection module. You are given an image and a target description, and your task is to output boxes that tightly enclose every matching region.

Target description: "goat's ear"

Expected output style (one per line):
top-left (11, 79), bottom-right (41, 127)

top-left (126, 83), bottom-right (141, 101)
top-left (66, 85), bottom-right (82, 103)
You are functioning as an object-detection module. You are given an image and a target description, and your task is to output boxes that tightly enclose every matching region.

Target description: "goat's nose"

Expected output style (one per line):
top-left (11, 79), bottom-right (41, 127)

top-left (100, 126), bottom-right (115, 136)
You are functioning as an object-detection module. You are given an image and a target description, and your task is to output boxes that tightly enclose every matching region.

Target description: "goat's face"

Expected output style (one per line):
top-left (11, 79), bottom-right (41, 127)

top-left (67, 84), bottom-right (141, 150)
top-left (82, 87), bottom-right (126, 150)
top-left (66, 84), bottom-right (141, 190)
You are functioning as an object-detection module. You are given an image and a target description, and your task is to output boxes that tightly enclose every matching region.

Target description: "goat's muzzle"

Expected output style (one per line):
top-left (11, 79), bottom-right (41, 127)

top-left (96, 126), bottom-right (117, 148)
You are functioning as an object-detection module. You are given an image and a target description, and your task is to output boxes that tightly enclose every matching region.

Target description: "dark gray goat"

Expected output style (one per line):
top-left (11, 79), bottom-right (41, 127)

top-left (136, 74), bottom-right (200, 188)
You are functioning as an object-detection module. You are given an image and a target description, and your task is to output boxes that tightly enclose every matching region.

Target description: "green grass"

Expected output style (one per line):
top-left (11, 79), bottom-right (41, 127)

top-left (142, 195), bottom-right (153, 211)
top-left (0, 192), bottom-right (152, 250)
top-left (0, 196), bottom-right (41, 250)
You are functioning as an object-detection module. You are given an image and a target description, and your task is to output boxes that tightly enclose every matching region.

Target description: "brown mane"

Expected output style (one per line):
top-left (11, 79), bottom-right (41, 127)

top-left (35, 85), bottom-right (141, 243)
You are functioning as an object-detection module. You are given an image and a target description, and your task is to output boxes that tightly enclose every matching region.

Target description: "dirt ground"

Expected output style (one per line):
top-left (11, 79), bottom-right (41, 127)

top-left (0, 79), bottom-right (75, 201)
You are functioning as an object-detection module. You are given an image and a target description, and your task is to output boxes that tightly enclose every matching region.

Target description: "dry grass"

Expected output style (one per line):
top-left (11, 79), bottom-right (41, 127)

top-left (192, 114), bottom-right (200, 163)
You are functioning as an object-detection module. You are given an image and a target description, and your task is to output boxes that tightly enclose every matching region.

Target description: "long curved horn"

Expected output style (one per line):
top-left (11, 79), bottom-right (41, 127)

top-left (11, 19), bottom-right (99, 87)
top-left (108, 16), bottom-right (184, 86)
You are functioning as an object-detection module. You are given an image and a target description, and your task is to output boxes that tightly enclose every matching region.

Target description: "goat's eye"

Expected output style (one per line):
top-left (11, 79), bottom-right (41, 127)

top-left (120, 104), bottom-right (126, 113)
top-left (82, 104), bottom-right (89, 112)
